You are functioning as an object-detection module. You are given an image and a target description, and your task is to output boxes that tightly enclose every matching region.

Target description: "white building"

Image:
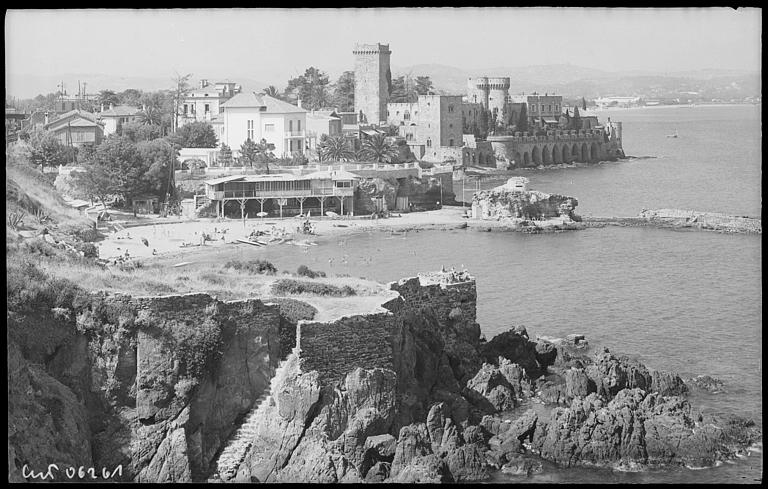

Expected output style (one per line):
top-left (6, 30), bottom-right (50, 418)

top-left (220, 92), bottom-right (307, 158)
top-left (179, 79), bottom-right (241, 127)
top-left (98, 104), bottom-right (141, 137)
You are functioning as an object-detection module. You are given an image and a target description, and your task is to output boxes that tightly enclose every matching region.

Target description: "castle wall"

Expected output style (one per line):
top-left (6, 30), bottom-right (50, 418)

top-left (487, 128), bottom-right (622, 168)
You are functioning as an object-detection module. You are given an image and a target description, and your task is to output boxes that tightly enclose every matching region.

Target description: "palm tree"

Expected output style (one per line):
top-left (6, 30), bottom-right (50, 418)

top-left (317, 135), bottom-right (355, 162)
top-left (359, 133), bottom-right (399, 163)
top-left (262, 86), bottom-right (282, 99)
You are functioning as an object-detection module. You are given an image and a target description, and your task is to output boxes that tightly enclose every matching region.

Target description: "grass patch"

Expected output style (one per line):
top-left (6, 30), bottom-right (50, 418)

top-left (271, 279), bottom-right (356, 297)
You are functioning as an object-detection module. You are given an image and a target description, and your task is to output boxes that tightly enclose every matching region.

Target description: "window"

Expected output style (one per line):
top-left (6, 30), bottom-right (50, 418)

top-left (449, 138), bottom-right (454, 147)
top-left (404, 112), bottom-right (410, 120)
top-left (449, 123), bottom-right (453, 128)
top-left (547, 105), bottom-right (551, 112)
top-left (387, 110), bottom-right (390, 116)
top-left (289, 140), bottom-right (293, 151)
top-left (335, 181), bottom-right (352, 188)
top-left (448, 105), bottom-right (454, 113)
top-left (205, 104), bottom-right (210, 113)
top-left (247, 120), bottom-right (254, 140)
top-left (426, 138), bottom-right (432, 148)
top-left (191, 105), bottom-right (196, 114)
top-left (264, 123), bottom-right (275, 132)
top-left (289, 120), bottom-right (293, 131)
top-left (296, 140), bottom-right (302, 150)
top-left (297, 120), bottom-right (301, 131)
top-left (183, 104), bottom-right (188, 115)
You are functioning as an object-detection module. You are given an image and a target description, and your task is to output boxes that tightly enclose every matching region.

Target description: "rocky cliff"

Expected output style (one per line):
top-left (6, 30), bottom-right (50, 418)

top-left (8, 268), bottom-right (760, 482)
top-left (8, 283), bottom-right (283, 482)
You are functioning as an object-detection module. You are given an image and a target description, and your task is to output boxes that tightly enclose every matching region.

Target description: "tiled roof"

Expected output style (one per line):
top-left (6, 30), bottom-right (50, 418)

top-left (221, 92), bottom-right (306, 113)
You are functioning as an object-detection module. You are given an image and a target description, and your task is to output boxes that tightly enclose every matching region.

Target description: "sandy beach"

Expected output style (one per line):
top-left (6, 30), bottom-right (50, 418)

top-left (96, 207), bottom-right (477, 261)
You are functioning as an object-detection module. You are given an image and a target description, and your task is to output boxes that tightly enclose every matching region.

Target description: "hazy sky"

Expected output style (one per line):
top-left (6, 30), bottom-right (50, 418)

top-left (5, 8), bottom-right (762, 85)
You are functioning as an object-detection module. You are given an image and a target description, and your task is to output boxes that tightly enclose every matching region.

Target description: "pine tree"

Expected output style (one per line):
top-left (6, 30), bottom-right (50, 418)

top-left (517, 104), bottom-right (528, 133)
top-left (582, 97), bottom-right (587, 111)
top-left (571, 106), bottom-right (582, 131)
top-left (218, 143), bottom-right (233, 166)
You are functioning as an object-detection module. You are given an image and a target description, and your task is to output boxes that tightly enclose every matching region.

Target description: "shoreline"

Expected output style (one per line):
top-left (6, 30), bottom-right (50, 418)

top-left (96, 206), bottom-right (760, 263)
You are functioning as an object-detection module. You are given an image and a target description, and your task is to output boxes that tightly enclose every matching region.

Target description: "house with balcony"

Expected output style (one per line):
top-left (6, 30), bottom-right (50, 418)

top-left (220, 92), bottom-right (307, 159)
top-left (204, 168), bottom-right (359, 218)
top-left (179, 79), bottom-right (241, 128)
top-left (305, 109), bottom-right (343, 155)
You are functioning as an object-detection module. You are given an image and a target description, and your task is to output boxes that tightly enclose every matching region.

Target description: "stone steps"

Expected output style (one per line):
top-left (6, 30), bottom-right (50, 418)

top-left (211, 356), bottom-right (292, 481)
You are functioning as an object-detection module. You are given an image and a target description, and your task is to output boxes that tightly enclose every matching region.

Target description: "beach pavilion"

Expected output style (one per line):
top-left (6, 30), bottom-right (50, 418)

top-left (204, 169), bottom-right (360, 219)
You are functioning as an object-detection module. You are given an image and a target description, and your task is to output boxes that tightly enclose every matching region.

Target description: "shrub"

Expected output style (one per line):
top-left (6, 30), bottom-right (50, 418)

top-left (200, 272), bottom-right (225, 285)
top-left (173, 318), bottom-right (223, 379)
top-left (271, 279), bottom-right (356, 297)
top-left (267, 297), bottom-right (318, 323)
top-left (224, 259), bottom-right (277, 275)
top-left (296, 265), bottom-right (326, 278)
top-left (73, 241), bottom-right (99, 258)
top-left (59, 222), bottom-right (101, 242)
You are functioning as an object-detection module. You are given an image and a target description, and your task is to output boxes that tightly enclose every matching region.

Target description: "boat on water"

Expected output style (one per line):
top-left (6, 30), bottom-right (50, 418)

top-left (666, 129), bottom-right (679, 138)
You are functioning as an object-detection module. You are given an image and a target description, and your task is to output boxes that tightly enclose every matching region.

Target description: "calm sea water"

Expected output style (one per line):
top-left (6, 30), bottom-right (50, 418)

top-left (217, 105), bottom-right (763, 483)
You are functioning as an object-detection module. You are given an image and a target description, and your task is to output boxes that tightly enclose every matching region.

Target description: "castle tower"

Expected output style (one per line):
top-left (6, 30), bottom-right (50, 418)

top-left (487, 77), bottom-right (510, 116)
top-left (353, 43), bottom-right (391, 125)
top-left (467, 76), bottom-right (510, 115)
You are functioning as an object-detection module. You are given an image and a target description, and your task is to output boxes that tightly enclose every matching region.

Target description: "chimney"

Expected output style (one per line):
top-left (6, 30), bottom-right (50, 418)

top-left (109, 103), bottom-right (114, 110)
top-left (44, 112), bottom-right (49, 125)
top-left (297, 97), bottom-right (302, 109)
top-left (100, 103), bottom-right (104, 112)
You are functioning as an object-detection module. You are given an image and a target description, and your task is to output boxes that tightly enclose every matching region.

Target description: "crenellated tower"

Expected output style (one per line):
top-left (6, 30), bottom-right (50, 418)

top-left (353, 43), bottom-right (392, 125)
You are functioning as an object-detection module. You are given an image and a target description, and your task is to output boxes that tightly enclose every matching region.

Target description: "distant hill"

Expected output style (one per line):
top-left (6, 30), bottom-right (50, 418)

top-left (6, 73), bottom-right (270, 99)
top-left (391, 63), bottom-right (761, 100)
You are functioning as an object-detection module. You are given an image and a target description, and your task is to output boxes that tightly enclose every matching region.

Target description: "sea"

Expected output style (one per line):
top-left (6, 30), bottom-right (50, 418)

top-left (217, 104), bottom-right (763, 483)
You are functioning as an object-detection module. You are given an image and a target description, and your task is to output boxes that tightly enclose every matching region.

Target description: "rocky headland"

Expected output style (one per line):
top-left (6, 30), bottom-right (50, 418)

top-left (9, 267), bottom-right (760, 482)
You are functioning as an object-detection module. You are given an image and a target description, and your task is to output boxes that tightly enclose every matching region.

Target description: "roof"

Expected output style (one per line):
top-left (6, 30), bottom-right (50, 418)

top-left (99, 105), bottom-right (140, 117)
top-left (45, 110), bottom-right (103, 130)
top-left (542, 117), bottom-right (559, 123)
top-left (221, 92), bottom-right (306, 113)
top-left (304, 169), bottom-right (361, 180)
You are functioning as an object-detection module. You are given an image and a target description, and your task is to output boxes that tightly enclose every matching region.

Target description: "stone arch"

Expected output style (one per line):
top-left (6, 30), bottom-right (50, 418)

top-left (571, 144), bottom-right (579, 161)
top-left (562, 145), bottom-right (570, 163)
top-left (542, 145), bottom-right (552, 165)
top-left (513, 152), bottom-right (522, 167)
top-left (523, 151), bottom-right (531, 167)
top-left (590, 142), bottom-right (599, 162)
top-left (552, 145), bottom-right (562, 164)
top-left (532, 146), bottom-right (542, 165)
top-left (581, 143), bottom-right (589, 162)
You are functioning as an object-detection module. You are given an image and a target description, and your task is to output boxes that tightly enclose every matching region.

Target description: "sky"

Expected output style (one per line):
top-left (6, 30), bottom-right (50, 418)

top-left (5, 8), bottom-right (762, 96)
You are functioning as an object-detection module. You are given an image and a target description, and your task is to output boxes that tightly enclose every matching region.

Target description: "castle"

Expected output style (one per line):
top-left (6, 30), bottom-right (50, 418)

top-left (352, 42), bottom-right (624, 168)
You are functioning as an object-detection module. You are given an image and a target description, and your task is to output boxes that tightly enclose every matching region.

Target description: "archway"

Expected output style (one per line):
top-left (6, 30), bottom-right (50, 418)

top-left (552, 145), bottom-right (561, 164)
top-left (532, 146), bottom-right (542, 165)
top-left (581, 143), bottom-right (588, 162)
top-left (571, 144), bottom-right (579, 161)
top-left (562, 145), bottom-right (570, 163)
top-left (513, 152), bottom-right (522, 168)
top-left (542, 145), bottom-right (552, 165)
top-left (523, 152), bottom-right (531, 167)
top-left (590, 142), bottom-right (599, 162)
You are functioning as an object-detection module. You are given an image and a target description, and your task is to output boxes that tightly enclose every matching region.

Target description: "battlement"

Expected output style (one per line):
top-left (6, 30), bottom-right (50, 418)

top-left (353, 43), bottom-right (391, 55)
top-left (469, 76), bottom-right (510, 90)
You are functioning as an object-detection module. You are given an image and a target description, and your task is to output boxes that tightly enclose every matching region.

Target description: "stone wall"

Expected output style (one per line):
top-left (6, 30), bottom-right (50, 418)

top-left (298, 313), bottom-right (396, 385)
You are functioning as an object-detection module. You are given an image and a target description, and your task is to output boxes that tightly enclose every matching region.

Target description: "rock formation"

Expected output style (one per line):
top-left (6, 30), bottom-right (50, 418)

top-left (7, 269), bottom-right (761, 482)
top-left (471, 181), bottom-right (579, 221)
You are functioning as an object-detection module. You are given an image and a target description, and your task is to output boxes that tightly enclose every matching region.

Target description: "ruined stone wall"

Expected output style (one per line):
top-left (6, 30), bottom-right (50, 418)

top-left (387, 276), bottom-right (477, 334)
top-left (297, 313), bottom-right (396, 385)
